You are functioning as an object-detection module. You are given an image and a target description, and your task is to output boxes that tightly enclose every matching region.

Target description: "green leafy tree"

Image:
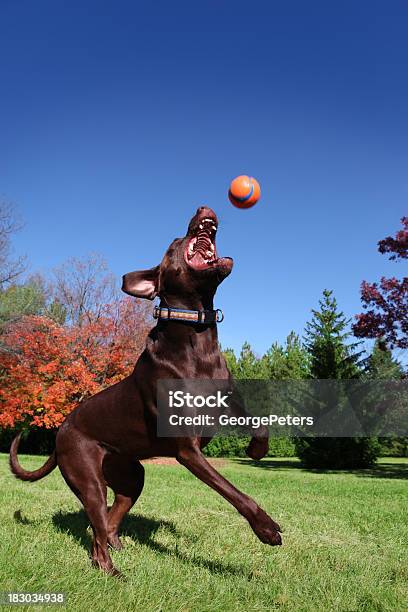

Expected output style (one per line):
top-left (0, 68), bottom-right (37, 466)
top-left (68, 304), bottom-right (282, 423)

top-left (208, 343), bottom-right (267, 457)
top-left (296, 289), bottom-right (380, 469)
top-left (261, 333), bottom-right (309, 457)
top-left (208, 338), bottom-right (308, 458)
top-left (236, 342), bottom-right (270, 379)
top-left (224, 342), bottom-right (270, 379)
top-left (0, 276), bottom-right (66, 330)
top-left (0, 280), bottom-right (46, 326)
top-left (223, 348), bottom-right (238, 378)
top-left (265, 332), bottom-right (310, 380)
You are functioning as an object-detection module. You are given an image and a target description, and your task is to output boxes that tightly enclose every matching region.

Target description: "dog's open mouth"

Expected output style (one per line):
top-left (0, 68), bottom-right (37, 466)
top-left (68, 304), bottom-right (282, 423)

top-left (184, 217), bottom-right (218, 270)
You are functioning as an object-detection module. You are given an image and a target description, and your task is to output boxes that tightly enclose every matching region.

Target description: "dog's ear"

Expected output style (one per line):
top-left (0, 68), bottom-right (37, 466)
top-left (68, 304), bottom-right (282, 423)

top-left (121, 265), bottom-right (160, 300)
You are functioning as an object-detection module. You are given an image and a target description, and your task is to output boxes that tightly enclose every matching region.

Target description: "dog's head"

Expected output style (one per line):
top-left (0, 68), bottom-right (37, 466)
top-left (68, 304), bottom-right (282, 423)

top-left (122, 206), bottom-right (233, 306)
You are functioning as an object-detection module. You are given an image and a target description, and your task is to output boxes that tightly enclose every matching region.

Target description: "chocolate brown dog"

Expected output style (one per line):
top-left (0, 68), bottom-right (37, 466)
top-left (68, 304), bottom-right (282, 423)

top-left (10, 206), bottom-right (282, 576)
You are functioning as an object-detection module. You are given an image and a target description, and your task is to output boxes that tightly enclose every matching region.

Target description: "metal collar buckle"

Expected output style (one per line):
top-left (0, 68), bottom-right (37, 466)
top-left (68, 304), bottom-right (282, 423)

top-left (215, 309), bottom-right (224, 323)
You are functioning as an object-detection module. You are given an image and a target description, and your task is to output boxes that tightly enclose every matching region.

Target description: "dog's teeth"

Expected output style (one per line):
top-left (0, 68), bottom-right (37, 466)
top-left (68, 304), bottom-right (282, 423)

top-left (206, 251), bottom-right (212, 258)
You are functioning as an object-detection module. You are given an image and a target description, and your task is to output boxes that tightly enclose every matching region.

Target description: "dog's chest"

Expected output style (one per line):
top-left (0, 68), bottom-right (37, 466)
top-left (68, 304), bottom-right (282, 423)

top-left (187, 334), bottom-right (229, 378)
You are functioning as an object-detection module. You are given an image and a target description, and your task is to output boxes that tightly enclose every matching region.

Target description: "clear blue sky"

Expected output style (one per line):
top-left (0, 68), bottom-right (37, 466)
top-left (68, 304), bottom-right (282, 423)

top-left (1, 0), bottom-right (407, 356)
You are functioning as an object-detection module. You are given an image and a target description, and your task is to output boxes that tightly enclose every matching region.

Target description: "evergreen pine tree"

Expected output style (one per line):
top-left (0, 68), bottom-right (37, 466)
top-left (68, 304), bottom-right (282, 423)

top-left (296, 290), bottom-right (380, 469)
top-left (365, 339), bottom-right (404, 380)
top-left (366, 340), bottom-right (407, 457)
top-left (304, 289), bottom-right (363, 379)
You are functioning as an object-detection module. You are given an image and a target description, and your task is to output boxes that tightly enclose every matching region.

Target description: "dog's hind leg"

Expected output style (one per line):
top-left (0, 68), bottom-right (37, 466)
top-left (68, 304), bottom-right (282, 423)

top-left (102, 455), bottom-right (145, 550)
top-left (58, 438), bottom-right (120, 576)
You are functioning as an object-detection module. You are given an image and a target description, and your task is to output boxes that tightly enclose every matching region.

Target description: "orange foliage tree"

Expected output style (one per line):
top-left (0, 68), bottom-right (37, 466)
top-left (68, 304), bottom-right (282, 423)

top-left (0, 297), bottom-right (151, 429)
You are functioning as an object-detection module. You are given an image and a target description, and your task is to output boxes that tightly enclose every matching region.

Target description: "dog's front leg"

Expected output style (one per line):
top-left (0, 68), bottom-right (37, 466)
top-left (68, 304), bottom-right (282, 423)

top-left (177, 442), bottom-right (282, 546)
top-left (227, 388), bottom-right (270, 460)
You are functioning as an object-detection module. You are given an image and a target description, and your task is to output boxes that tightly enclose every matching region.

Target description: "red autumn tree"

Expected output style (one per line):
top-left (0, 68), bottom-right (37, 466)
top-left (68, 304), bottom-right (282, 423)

top-left (353, 217), bottom-right (408, 349)
top-left (0, 297), bottom-right (151, 429)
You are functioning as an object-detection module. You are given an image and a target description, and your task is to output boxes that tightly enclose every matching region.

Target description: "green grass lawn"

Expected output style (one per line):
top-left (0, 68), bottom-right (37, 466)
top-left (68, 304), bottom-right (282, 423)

top-left (0, 454), bottom-right (407, 612)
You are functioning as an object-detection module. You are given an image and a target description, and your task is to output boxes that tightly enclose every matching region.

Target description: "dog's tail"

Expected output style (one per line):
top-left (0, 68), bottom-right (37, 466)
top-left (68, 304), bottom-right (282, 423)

top-left (9, 432), bottom-right (57, 482)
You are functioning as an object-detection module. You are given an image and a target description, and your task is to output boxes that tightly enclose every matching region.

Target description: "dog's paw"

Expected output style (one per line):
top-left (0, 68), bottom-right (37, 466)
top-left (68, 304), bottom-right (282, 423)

top-left (108, 535), bottom-right (124, 551)
top-left (246, 436), bottom-right (269, 461)
top-left (109, 567), bottom-right (126, 580)
top-left (92, 558), bottom-right (125, 579)
top-left (250, 508), bottom-right (282, 546)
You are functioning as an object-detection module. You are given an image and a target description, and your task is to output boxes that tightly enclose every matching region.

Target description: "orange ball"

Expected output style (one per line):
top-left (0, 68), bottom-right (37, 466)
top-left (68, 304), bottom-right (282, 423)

top-left (229, 175), bottom-right (261, 209)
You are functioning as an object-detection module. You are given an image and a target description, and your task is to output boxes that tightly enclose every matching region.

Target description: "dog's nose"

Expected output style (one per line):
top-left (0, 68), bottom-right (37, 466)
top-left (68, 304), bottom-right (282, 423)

top-left (197, 206), bottom-right (213, 215)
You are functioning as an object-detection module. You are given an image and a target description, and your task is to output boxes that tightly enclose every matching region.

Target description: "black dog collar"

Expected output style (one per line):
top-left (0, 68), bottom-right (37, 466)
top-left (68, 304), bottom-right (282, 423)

top-left (153, 305), bottom-right (224, 324)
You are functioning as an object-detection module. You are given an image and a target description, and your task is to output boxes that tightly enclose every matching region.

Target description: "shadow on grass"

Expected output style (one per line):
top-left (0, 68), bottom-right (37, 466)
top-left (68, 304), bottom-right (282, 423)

top-left (13, 509), bottom-right (34, 524)
top-left (52, 510), bottom-right (245, 576)
top-left (233, 458), bottom-right (408, 480)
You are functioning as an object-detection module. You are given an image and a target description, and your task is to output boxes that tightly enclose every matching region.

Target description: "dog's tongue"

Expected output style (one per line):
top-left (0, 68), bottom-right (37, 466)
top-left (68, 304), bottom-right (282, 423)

top-left (190, 251), bottom-right (214, 270)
